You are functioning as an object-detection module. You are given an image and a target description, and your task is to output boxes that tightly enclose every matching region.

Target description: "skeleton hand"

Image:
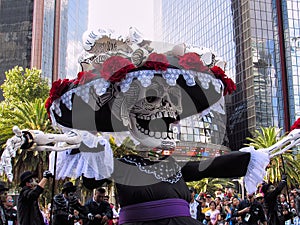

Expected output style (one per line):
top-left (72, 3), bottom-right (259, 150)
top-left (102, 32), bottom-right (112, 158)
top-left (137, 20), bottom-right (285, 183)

top-left (259, 128), bottom-right (300, 157)
top-left (5, 126), bottom-right (25, 157)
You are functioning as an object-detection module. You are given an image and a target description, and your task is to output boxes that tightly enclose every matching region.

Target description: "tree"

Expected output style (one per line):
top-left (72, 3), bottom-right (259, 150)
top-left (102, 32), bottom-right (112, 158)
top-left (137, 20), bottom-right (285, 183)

top-left (0, 66), bottom-right (52, 189)
top-left (1, 66), bottom-right (49, 103)
top-left (245, 126), bottom-right (300, 188)
top-left (187, 178), bottom-right (235, 195)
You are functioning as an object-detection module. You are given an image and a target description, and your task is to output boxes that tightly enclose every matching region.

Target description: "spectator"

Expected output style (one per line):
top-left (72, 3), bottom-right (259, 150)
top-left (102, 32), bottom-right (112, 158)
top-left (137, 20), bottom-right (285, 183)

top-left (52, 181), bottom-right (88, 225)
top-left (85, 187), bottom-right (113, 225)
top-left (217, 213), bottom-right (226, 225)
top-left (292, 188), bottom-right (300, 217)
top-left (17, 170), bottom-right (53, 225)
top-left (206, 194), bottom-right (213, 207)
top-left (215, 189), bottom-right (224, 200)
top-left (197, 196), bottom-right (206, 222)
top-left (262, 174), bottom-right (290, 225)
top-left (206, 201), bottom-right (220, 225)
top-left (189, 187), bottom-right (202, 221)
top-left (235, 193), bottom-right (266, 225)
top-left (103, 195), bottom-right (115, 225)
top-left (74, 209), bottom-right (83, 225)
top-left (4, 195), bottom-right (17, 225)
top-left (228, 197), bottom-right (240, 225)
top-left (203, 211), bottom-right (211, 225)
top-left (0, 181), bottom-right (9, 225)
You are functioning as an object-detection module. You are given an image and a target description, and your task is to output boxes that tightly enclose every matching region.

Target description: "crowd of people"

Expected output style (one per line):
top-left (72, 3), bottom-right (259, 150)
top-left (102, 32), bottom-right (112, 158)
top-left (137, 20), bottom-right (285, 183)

top-left (0, 169), bottom-right (298, 225)
top-left (188, 176), bottom-right (300, 225)
top-left (0, 170), bottom-right (120, 225)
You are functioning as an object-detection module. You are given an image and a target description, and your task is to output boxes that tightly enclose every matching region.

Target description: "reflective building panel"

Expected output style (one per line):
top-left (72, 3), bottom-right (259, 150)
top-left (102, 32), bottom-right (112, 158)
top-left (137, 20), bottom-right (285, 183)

top-left (154, 0), bottom-right (300, 151)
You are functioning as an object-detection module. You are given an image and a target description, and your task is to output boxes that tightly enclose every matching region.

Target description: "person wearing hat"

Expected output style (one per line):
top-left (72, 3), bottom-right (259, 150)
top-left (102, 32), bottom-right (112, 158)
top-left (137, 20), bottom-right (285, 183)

top-left (52, 181), bottom-right (89, 225)
top-left (17, 170), bottom-right (53, 225)
top-left (234, 193), bottom-right (267, 225)
top-left (0, 181), bottom-right (9, 225)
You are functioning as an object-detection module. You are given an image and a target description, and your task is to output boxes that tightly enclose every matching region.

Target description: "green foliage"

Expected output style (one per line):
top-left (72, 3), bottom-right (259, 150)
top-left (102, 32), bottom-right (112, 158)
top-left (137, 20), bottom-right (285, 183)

top-left (1, 66), bottom-right (49, 103)
top-left (187, 178), bottom-right (235, 194)
top-left (109, 135), bottom-right (138, 158)
top-left (0, 67), bottom-right (52, 188)
top-left (245, 126), bottom-right (300, 188)
top-left (245, 127), bottom-right (284, 149)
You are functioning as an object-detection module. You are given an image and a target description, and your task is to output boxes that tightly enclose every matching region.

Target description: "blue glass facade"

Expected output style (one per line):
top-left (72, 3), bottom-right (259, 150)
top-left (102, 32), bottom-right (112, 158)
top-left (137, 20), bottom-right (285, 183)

top-left (62, 0), bottom-right (88, 79)
top-left (42, 0), bottom-right (88, 81)
top-left (154, 0), bottom-right (300, 150)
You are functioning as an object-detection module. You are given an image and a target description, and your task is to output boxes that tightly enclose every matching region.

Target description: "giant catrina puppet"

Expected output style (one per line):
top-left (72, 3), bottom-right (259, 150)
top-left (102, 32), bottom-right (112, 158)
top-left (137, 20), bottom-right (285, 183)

top-left (3, 28), bottom-right (300, 225)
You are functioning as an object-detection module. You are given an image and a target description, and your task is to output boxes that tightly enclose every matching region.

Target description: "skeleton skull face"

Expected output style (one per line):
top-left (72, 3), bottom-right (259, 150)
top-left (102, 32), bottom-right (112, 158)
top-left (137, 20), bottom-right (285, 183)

top-left (111, 76), bottom-right (183, 148)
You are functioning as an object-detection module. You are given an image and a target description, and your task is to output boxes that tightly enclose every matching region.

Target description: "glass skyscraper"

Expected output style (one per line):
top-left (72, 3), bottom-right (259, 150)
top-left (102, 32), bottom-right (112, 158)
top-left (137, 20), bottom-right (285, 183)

top-left (0, 0), bottom-right (88, 88)
top-left (154, 0), bottom-right (300, 151)
top-left (42, 0), bottom-right (88, 81)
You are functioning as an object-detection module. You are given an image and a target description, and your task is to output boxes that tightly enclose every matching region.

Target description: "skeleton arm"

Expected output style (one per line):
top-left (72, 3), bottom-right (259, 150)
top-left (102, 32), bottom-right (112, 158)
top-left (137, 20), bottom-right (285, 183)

top-left (240, 128), bottom-right (300, 194)
top-left (260, 128), bottom-right (300, 157)
top-left (4, 126), bottom-right (83, 153)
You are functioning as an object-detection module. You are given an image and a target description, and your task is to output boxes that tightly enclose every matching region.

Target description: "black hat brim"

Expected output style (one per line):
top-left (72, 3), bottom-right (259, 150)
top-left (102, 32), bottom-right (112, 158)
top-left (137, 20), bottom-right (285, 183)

top-left (62, 186), bottom-right (77, 193)
top-left (52, 74), bottom-right (223, 132)
top-left (19, 173), bottom-right (35, 187)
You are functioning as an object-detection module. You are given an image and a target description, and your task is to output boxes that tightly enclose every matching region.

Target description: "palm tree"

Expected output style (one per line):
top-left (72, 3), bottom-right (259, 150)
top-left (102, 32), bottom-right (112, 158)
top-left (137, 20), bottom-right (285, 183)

top-left (245, 126), bottom-right (300, 188)
top-left (187, 178), bottom-right (235, 195)
top-left (0, 67), bottom-right (51, 189)
top-left (0, 99), bottom-right (54, 188)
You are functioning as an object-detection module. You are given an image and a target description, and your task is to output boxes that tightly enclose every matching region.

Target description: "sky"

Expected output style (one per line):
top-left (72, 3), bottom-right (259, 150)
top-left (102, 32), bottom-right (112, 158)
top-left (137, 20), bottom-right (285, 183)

top-left (88, 0), bottom-right (155, 40)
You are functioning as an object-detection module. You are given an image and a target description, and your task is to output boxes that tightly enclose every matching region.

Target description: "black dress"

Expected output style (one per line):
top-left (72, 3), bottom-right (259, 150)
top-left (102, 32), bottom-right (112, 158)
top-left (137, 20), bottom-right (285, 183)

top-left (112, 151), bottom-right (251, 225)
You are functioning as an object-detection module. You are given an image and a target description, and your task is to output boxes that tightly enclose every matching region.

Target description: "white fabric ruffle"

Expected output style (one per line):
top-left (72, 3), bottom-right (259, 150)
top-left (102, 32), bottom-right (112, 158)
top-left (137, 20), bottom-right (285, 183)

top-left (239, 146), bottom-right (270, 194)
top-left (49, 132), bottom-right (113, 180)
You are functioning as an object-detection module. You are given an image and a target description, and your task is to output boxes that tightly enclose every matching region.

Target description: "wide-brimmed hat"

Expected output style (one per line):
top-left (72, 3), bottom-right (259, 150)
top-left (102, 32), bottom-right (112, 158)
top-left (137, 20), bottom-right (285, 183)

top-left (19, 171), bottom-right (36, 187)
top-left (0, 181), bottom-right (8, 192)
top-left (46, 28), bottom-right (236, 132)
top-left (62, 181), bottom-right (77, 193)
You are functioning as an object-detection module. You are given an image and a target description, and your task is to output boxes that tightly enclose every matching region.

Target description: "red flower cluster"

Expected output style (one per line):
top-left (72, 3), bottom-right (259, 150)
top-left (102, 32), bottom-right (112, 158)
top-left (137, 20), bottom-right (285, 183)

top-left (178, 53), bottom-right (208, 72)
top-left (100, 56), bottom-right (136, 82)
top-left (45, 78), bottom-right (71, 113)
top-left (291, 118), bottom-right (300, 131)
top-left (210, 66), bottom-right (236, 95)
top-left (75, 71), bottom-right (98, 85)
top-left (144, 53), bottom-right (169, 71)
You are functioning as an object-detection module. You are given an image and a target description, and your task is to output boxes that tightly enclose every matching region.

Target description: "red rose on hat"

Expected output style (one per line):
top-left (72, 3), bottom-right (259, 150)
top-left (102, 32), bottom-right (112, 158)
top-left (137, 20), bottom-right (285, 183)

top-left (223, 77), bottom-right (237, 95)
top-left (291, 118), bottom-right (300, 131)
top-left (76, 71), bottom-right (98, 85)
top-left (211, 66), bottom-right (236, 95)
top-left (45, 78), bottom-right (71, 113)
top-left (178, 53), bottom-right (208, 72)
top-left (144, 53), bottom-right (169, 71)
top-left (100, 56), bottom-right (136, 82)
top-left (210, 66), bottom-right (226, 79)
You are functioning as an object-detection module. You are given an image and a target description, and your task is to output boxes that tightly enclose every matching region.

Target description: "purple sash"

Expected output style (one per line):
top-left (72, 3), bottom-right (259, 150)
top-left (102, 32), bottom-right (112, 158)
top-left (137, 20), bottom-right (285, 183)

top-left (119, 198), bottom-right (191, 224)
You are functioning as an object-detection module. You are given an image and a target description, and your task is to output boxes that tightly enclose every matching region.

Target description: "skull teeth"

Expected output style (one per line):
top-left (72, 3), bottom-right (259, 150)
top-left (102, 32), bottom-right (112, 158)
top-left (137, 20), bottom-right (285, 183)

top-left (136, 123), bottom-right (176, 140)
top-left (134, 110), bottom-right (179, 139)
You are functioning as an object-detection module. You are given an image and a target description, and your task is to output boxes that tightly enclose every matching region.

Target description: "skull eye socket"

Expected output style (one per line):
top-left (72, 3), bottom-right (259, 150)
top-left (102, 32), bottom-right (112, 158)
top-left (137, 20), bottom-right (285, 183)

top-left (146, 89), bottom-right (159, 103)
